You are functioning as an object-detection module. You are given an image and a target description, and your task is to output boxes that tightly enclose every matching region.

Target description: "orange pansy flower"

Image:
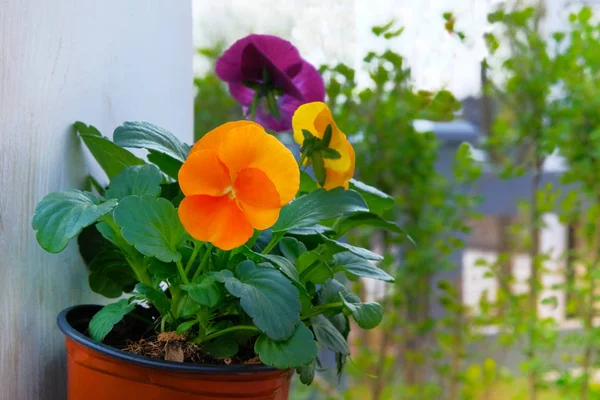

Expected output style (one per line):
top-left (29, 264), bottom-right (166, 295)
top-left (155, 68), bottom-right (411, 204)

top-left (178, 121), bottom-right (299, 250)
top-left (292, 102), bottom-right (355, 190)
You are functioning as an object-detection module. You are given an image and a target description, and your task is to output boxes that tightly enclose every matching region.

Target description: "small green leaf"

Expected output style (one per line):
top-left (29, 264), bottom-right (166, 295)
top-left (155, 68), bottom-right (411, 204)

top-left (318, 279), bottom-right (360, 305)
top-left (147, 150), bottom-right (182, 179)
top-left (255, 323), bottom-right (318, 369)
top-left (321, 235), bottom-right (383, 261)
top-left (176, 320), bottom-right (198, 335)
top-left (32, 190), bottom-right (117, 253)
top-left (89, 299), bottom-right (135, 342)
top-left (321, 148), bottom-right (341, 159)
top-left (88, 250), bottom-right (136, 298)
top-left (147, 259), bottom-right (178, 281)
top-left (298, 252), bottom-right (333, 284)
top-left (311, 315), bottom-right (350, 355)
top-left (181, 273), bottom-right (224, 307)
top-left (113, 121), bottom-right (190, 163)
top-left (297, 359), bottom-right (316, 385)
top-left (340, 294), bottom-right (383, 329)
top-left (273, 188), bottom-right (368, 233)
top-left (135, 283), bottom-right (171, 316)
top-left (218, 261), bottom-right (301, 341)
top-left (113, 195), bottom-right (186, 262)
top-left (311, 151), bottom-right (327, 186)
top-left (105, 165), bottom-right (162, 200)
top-left (302, 129), bottom-right (315, 141)
top-left (204, 336), bottom-right (239, 358)
top-left (75, 123), bottom-right (145, 179)
top-left (279, 237), bottom-right (307, 262)
top-left (349, 179), bottom-right (394, 215)
top-left (266, 91), bottom-right (281, 119)
top-left (334, 212), bottom-right (412, 243)
top-left (246, 250), bottom-right (300, 282)
top-left (321, 124), bottom-right (333, 147)
top-left (333, 252), bottom-right (394, 282)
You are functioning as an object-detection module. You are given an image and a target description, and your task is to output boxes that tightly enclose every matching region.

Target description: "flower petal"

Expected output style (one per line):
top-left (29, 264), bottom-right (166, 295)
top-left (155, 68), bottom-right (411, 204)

top-left (216, 34), bottom-right (302, 83)
top-left (238, 202), bottom-right (280, 230)
top-left (234, 168), bottom-right (281, 230)
top-left (228, 81), bottom-right (255, 106)
top-left (322, 140), bottom-right (355, 190)
top-left (292, 102), bottom-right (351, 172)
top-left (191, 121), bottom-right (262, 154)
top-left (178, 150), bottom-right (231, 196)
top-left (234, 168), bottom-right (280, 208)
top-left (178, 195), bottom-right (253, 250)
top-left (217, 124), bottom-right (299, 205)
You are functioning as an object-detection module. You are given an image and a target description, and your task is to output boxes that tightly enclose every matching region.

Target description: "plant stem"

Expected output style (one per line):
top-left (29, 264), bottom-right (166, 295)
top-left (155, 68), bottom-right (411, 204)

top-left (202, 325), bottom-right (260, 342)
top-left (302, 302), bottom-right (344, 320)
top-left (261, 233), bottom-right (283, 254)
top-left (192, 244), bottom-right (213, 282)
top-left (184, 243), bottom-right (202, 275)
top-left (175, 260), bottom-right (190, 285)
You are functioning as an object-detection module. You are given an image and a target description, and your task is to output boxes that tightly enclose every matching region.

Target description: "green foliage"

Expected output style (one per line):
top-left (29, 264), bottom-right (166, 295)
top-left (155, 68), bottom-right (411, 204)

top-left (113, 195), bottom-right (187, 263)
top-left (88, 299), bottom-right (135, 342)
top-left (254, 323), bottom-right (318, 369)
top-left (104, 164), bottom-right (162, 200)
top-left (32, 190), bottom-right (117, 253)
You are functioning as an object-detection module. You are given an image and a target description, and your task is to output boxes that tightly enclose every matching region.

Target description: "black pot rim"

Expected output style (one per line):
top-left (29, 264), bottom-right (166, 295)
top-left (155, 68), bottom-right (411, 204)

top-left (57, 304), bottom-right (278, 374)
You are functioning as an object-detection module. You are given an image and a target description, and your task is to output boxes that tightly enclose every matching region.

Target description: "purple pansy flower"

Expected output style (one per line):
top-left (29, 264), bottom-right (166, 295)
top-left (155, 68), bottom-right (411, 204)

top-left (215, 34), bottom-right (325, 132)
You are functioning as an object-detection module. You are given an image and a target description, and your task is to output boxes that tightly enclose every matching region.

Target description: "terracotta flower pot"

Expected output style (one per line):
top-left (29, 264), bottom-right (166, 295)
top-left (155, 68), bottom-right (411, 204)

top-left (57, 305), bottom-right (293, 400)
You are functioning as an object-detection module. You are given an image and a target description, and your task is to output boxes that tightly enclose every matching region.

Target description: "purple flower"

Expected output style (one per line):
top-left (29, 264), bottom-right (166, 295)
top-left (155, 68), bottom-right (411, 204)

top-left (215, 34), bottom-right (325, 132)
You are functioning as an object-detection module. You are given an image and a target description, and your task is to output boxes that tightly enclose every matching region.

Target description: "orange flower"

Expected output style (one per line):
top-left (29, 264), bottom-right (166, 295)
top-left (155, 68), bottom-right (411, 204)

top-left (178, 121), bottom-right (299, 250)
top-left (292, 102), bottom-right (355, 190)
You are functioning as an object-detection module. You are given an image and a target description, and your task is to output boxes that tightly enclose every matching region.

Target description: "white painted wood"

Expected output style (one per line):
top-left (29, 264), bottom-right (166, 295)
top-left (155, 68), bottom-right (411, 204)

top-left (0, 1), bottom-right (192, 398)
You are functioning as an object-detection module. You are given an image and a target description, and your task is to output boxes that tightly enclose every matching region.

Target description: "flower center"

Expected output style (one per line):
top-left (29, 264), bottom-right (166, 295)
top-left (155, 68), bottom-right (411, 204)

top-left (223, 186), bottom-right (236, 199)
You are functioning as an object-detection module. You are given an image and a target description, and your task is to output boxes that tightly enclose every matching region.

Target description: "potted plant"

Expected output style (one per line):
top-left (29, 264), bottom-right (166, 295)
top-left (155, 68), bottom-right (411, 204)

top-left (33, 35), bottom-right (403, 399)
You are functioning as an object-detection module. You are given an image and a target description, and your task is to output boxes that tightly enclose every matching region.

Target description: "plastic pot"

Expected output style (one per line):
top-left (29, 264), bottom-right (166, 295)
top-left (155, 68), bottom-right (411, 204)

top-left (57, 305), bottom-right (292, 400)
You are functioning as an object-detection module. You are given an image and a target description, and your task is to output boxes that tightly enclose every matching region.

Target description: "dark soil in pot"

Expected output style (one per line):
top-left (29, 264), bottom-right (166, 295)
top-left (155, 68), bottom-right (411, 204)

top-left (71, 304), bottom-right (261, 366)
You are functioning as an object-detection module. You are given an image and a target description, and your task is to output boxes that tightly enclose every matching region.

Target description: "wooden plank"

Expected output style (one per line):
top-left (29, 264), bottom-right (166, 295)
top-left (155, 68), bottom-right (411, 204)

top-left (0, 1), bottom-right (192, 398)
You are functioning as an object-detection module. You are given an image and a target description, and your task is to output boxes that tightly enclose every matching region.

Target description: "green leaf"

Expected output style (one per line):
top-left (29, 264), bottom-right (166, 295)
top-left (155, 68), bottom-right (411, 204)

top-left (321, 235), bottom-right (383, 261)
top-left (181, 273), bottom-right (224, 307)
top-left (273, 188), bottom-right (368, 233)
top-left (32, 190), bottom-right (117, 253)
top-left (247, 251), bottom-right (300, 283)
top-left (334, 212), bottom-right (412, 242)
top-left (147, 150), bottom-right (182, 179)
top-left (288, 225), bottom-right (334, 236)
top-left (113, 121), bottom-right (190, 163)
top-left (349, 179), bottom-right (394, 215)
top-left (113, 195), bottom-right (186, 262)
top-left (203, 336), bottom-right (239, 358)
top-left (88, 250), bottom-right (136, 298)
top-left (311, 315), bottom-right (350, 355)
top-left (321, 148), bottom-right (341, 159)
top-left (266, 91), bottom-right (281, 119)
top-left (321, 124), bottom-right (333, 147)
top-left (147, 259), bottom-right (178, 281)
top-left (297, 359), bottom-right (316, 385)
top-left (105, 165), bottom-right (162, 200)
top-left (74, 121), bottom-right (102, 136)
top-left (217, 261), bottom-right (301, 341)
top-left (255, 323), bottom-right (318, 369)
top-left (135, 283), bottom-right (171, 316)
top-left (311, 151), bottom-right (327, 186)
top-left (302, 129), bottom-right (315, 141)
top-left (75, 123), bottom-right (145, 179)
top-left (176, 320), bottom-right (198, 335)
top-left (340, 294), bottom-right (383, 329)
top-left (89, 299), bottom-right (135, 342)
top-left (298, 252), bottom-right (333, 284)
top-left (96, 221), bottom-right (118, 246)
top-left (299, 171), bottom-right (318, 194)
top-left (279, 237), bottom-right (307, 262)
top-left (333, 252), bottom-right (394, 282)
top-left (318, 279), bottom-right (360, 305)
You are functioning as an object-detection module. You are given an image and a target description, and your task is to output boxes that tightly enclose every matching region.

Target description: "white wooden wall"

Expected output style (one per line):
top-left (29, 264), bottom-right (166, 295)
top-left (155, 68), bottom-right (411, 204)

top-left (0, 1), bottom-right (192, 398)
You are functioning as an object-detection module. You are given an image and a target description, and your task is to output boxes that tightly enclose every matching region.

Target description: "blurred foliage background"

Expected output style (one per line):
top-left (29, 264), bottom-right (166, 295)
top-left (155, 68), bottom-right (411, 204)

top-left (193, 3), bottom-right (600, 399)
